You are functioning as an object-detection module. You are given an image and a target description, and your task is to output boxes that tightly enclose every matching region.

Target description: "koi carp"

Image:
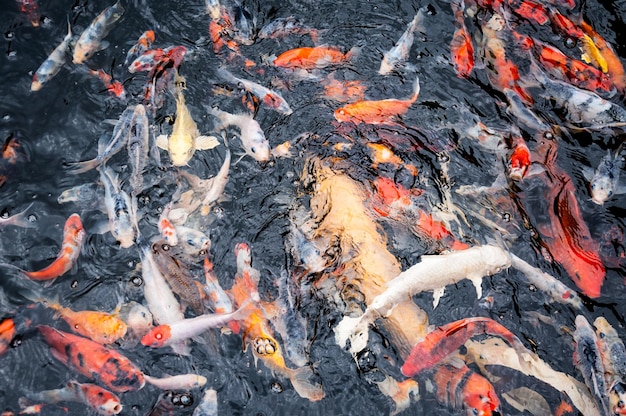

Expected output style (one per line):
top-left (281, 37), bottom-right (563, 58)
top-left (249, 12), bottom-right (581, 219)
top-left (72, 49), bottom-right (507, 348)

top-left (156, 78), bottom-right (220, 166)
top-left (22, 381), bottom-right (122, 416)
top-left (144, 373), bottom-right (207, 390)
top-left (99, 166), bottom-right (137, 249)
top-left (73, 1), bottom-right (125, 64)
top-left (87, 69), bottom-right (126, 100)
top-left (192, 389), bottom-right (218, 416)
top-left (401, 317), bottom-right (525, 377)
top-left (0, 317), bottom-right (16, 357)
top-left (208, 107), bottom-right (270, 162)
top-left (203, 256), bottom-right (239, 333)
top-left (23, 213), bottom-right (84, 283)
top-left (124, 30), bottom-right (155, 68)
top-left (580, 21), bottom-right (626, 94)
top-left (16, 0), bottom-right (40, 27)
top-left (507, 133), bottom-right (531, 181)
top-left (594, 317), bottom-right (626, 415)
top-left (273, 44), bottom-right (360, 70)
top-left (31, 22), bottom-right (72, 92)
top-left (334, 75), bottom-right (420, 125)
top-left (450, 1), bottom-right (474, 78)
top-left (583, 145), bottom-right (625, 205)
top-left (258, 17), bottom-right (322, 43)
top-left (379, 9), bottom-right (424, 75)
top-left (38, 326), bottom-right (145, 393)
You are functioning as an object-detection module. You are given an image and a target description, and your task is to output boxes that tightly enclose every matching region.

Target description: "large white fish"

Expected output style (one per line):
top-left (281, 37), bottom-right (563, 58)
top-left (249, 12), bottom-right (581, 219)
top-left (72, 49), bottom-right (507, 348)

top-left (73, 1), bottom-right (125, 64)
top-left (126, 104), bottom-right (152, 197)
top-left (144, 374), bottom-right (207, 390)
top-left (334, 244), bottom-right (511, 354)
top-left (156, 84), bottom-right (220, 166)
top-left (31, 21), bottom-right (72, 91)
top-left (99, 166), bottom-right (136, 249)
top-left (208, 107), bottom-right (270, 162)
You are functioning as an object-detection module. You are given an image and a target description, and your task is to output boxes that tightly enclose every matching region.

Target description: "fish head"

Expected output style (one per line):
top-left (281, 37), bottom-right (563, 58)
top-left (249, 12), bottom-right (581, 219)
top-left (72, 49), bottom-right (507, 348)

top-left (462, 372), bottom-right (501, 416)
top-left (590, 176), bottom-right (613, 204)
top-left (611, 382), bottom-right (626, 415)
top-left (141, 325), bottom-right (171, 348)
top-left (78, 383), bottom-right (123, 415)
top-left (113, 226), bottom-right (135, 249)
top-left (73, 44), bottom-right (93, 64)
top-left (168, 134), bottom-right (195, 166)
top-left (126, 302), bottom-right (154, 336)
top-left (333, 107), bottom-right (353, 123)
top-left (246, 132), bottom-right (271, 162)
top-left (481, 245), bottom-right (512, 274)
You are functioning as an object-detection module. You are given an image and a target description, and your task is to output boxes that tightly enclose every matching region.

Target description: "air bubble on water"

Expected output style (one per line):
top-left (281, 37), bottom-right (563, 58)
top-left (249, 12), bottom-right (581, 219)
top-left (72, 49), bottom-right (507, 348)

top-left (426, 4), bottom-right (436, 15)
top-left (2, 114), bottom-right (10, 121)
top-left (564, 37), bottom-right (576, 48)
top-left (40, 16), bottom-right (52, 27)
top-left (502, 212), bottom-right (511, 222)
top-left (132, 276), bottom-right (143, 286)
top-left (7, 50), bottom-right (17, 58)
top-left (27, 214), bottom-right (36, 222)
top-left (71, 280), bottom-right (78, 289)
top-left (4, 31), bottom-right (14, 40)
top-left (529, 284), bottom-right (537, 292)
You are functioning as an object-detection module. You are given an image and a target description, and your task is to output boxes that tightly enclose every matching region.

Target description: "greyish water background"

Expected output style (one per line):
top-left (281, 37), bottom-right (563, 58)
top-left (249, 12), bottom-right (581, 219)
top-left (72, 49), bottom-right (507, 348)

top-left (0, 0), bottom-right (625, 414)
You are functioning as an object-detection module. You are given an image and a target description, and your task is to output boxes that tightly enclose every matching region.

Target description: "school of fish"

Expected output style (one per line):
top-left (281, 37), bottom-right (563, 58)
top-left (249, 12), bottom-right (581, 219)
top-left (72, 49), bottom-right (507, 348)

top-left (1, 0), bottom-right (626, 414)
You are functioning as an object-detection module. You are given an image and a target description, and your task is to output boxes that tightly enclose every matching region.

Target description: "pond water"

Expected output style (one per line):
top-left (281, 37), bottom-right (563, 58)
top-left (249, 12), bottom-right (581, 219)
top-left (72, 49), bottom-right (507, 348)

top-left (0, 0), bottom-right (625, 415)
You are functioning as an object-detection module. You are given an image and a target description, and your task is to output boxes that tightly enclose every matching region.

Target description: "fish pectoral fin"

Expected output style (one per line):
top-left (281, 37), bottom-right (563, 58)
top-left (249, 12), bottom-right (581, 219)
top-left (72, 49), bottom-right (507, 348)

top-left (615, 185), bottom-right (626, 195)
top-left (156, 135), bottom-right (169, 150)
top-left (432, 287), bottom-right (445, 308)
top-left (195, 135), bottom-right (221, 150)
top-left (468, 276), bottom-right (484, 299)
top-left (582, 166), bottom-right (595, 181)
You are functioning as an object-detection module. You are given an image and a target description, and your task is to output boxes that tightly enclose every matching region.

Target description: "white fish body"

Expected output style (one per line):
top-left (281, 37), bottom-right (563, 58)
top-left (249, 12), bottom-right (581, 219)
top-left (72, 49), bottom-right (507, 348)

top-left (127, 104), bottom-right (151, 196)
top-left (379, 9), bottom-right (424, 75)
top-left (99, 166), bottom-right (136, 248)
top-left (156, 89), bottom-right (220, 166)
top-left (144, 374), bottom-right (207, 390)
top-left (584, 146), bottom-right (625, 205)
top-left (334, 245), bottom-right (511, 353)
top-left (31, 22), bottom-right (72, 91)
top-left (73, 1), bottom-right (125, 64)
top-left (193, 389), bottom-right (218, 416)
top-left (200, 148), bottom-right (231, 215)
top-left (209, 107), bottom-right (270, 162)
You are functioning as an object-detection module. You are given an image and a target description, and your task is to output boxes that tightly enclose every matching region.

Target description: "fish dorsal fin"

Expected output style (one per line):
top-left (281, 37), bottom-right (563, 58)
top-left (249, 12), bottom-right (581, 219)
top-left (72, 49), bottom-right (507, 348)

top-left (195, 135), bottom-right (221, 150)
top-left (156, 134), bottom-right (169, 150)
top-left (432, 287), bottom-right (445, 308)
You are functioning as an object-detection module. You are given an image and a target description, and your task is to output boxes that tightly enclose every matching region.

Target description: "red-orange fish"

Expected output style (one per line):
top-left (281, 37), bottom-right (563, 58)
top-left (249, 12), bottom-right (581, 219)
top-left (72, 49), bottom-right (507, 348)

top-left (450, 2), bottom-right (474, 78)
top-left (402, 317), bottom-right (523, 376)
top-left (87, 69), bottom-right (126, 100)
top-left (580, 21), bottom-right (626, 93)
top-left (16, 0), bottom-right (40, 27)
top-left (507, 133), bottom-right (530, 181)
top-left (334, 75), bottom-right (420, 125)
top-left (274, 45), bottom-right (359, 69)
top-left (24, 213), bottom-right (85, 282)
top-left (0, 317), bottom-right (16, 357)
top-left (38, 325), bottom-right (145, 393)
top-left (430, 361), bottom-right (501, 415)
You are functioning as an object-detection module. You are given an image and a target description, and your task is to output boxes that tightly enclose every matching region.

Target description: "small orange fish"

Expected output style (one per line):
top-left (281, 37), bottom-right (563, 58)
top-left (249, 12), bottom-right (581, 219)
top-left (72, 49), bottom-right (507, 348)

top-left (415, 211), bottom-right (469, 251)
top-left (334, 75), bottom-right (420, 125)
top-left (88, 69), bottom-right (126, 100)
top-left (43, 300), bottom-right (127, 344)
top-left (366, 143), bottom-right (418, 176)
top-left (510, 0), bottom-right (550, 25)
top-left (24, 213), bottom-right (85, 283)
top-left (38, 325), bottom-right (145, 393)
top-left (0, 317), bottom-right (16, 357)
top-left (431, 362), bottom-right (501, 415)
top-left (274, 45), bottom-right (359, 69)
top-left (450, 2), bottom-right (474, 78)
top-left (321, 76), bottom-right (366, 102)
top-left (402, 317), bottom-right (523, 376)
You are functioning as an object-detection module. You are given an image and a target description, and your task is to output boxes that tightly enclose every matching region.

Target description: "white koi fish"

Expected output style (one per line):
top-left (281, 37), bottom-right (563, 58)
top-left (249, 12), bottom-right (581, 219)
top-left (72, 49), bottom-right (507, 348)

top-left (216, 67), bottom-right (293, 115)
top-left (99, 166), bottom-right (136, 248)
top-left (73, 1), bottom-right (125, 64)
top-left (174, 225), bottom-right (211, 256)
top-left (126, 104), bottom-right (152, 196)
top-left (583, 145), bottom-right (625, 205)
top-left (379, 8), bottom-right (424, 75)
top-left (334, 244), bottom-right (511, 354)
top-left (156, 83), bottom-right (220, 166)
top-left (31, 21), bottom-right (72, 91)
top-left (208, 107), bottom-right (270, 162)
top-left (200, 147), bottom-right (230, 215)
top-left (144, 374), bottom-right (207, 390)
top-left (192, 389), bottom-right (218, 416)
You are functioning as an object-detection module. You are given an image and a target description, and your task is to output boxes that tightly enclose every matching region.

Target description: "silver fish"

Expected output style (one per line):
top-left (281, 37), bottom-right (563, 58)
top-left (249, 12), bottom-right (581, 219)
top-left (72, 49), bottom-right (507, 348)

top-left (22, 380), bottom-right (122, 416)
top-left (99, 166), bottom-right (136, 248)
top-left (31, 21), bottom-right (72, 91)
top-left (379, 9), bottom-right (424, 75)
top-left (73, 1), bottom-right (125, 64)
top-left (0, 202), bottom-right (36, 228)
top-left (127, 104), bottom-right (151, 196)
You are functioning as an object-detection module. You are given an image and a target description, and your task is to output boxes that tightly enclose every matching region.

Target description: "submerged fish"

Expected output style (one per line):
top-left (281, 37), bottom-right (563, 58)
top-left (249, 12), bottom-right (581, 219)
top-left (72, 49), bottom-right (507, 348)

top-left (583, 145), bottom-right (625, 205)
top-left (22, 381), bottom-right (122, 416)
top-left (73, 1), bottom-right (125, 64)
top-left (379, 9), bottom-right (424, 75)
top-left (99, 166), bottom-right (137, 248)
top-left (31, 22), bottom-right (72, 92)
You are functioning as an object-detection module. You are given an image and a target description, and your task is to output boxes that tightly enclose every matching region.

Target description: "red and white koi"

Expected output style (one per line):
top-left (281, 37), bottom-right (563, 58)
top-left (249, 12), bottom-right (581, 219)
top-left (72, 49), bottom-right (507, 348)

top-left (87, 69), bottom-right (126, 100)
top-left (73, 1), bottom-right (125, 64)
top-left (507, 132), bottom-right (531, 181)
top-left (31, 22), bottom-right (72, 92)
top-left (450, 1), bottom-right (474, 78)
top-left (23, 213), bottom-right (85, 282)
top-left (379, 8), bottom-right (424, 75)
top-left (22, 381), bottom-right (122, 416)
top-left (16, 0), bottom-right (40, 27)
top-left (124, 30), bottom-right (155, 68)
top-left (203, 256), bottom-right (239, 333)
top-left (217, 67), bottom-right (293, 115)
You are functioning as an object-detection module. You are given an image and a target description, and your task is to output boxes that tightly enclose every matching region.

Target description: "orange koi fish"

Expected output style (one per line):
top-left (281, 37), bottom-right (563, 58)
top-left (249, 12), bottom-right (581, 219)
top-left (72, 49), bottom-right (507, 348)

top-left (370, 176), bottom-right (415, 217)
top-left (415, 211), bottom-right (470, 251)
top-left (321, 76), bottom-right (366, 102)
top-left (580, 21), bottom-right (626, 94)
top-left (402, 317), bottom-right (524, 376)
top-left (124, 30), bottom-right (155, 68)
top-left (450, 1), bottom-right (474, 78)
top-left (334, 75), bottom-right (420, 125)
top-left (0, 134), bottom-right (29, 189)
top-left (42, 300), bottom-right (127, 345)
top-left (229, 244), bottom-right (324, 401)
top-left (38, 326), bottom-right (145, 393)
top-left (0, 317), bottom-right (16, 357)
top-left (87, 69), bottom-right (126, 100)
top-left (507, 132), bottom-right (530, 181)
top-left (366, 143), bottom-right (418, 176)
top-left (16, 0), bottom-right (40, 26)
top-left (509, 0), bottom-right (550, 25)
top-left (24, 213), bottom-right (85, 282)
top-left (549, 10), bottom-right (606, 72)
top-left (430, 362), bottom-right (502, 416)
top-left (274, 44), bottom-right (359, 69)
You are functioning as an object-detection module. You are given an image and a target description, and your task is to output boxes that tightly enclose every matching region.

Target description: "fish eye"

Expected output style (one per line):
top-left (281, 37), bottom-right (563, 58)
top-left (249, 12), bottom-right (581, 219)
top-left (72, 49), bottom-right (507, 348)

top-left (187, 239), bottom-right (195, 246)
top-left (251, 146), bottom-right (257, 154)
top-left (472, 409), bottom-right (478, 415)
top-left (97, 392), bottom-right (103, 397)
top-left (591, 183), bottom-right (597, 190)
top-left (609, 190), bottom-right (614, 196)
top-left (155, 332), bottom-right (162, 340)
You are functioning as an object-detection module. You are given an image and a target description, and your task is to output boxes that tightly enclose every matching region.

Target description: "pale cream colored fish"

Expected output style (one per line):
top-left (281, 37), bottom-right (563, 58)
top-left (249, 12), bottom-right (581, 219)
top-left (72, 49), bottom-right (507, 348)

top-left (334, 245), bottom-right (511, 354)
top-left (144, 374), bottom-right (207, 390)
top-left (73, 1), bottom-right (125, 64)
top-left (157, 81), bottom-right (220, 166)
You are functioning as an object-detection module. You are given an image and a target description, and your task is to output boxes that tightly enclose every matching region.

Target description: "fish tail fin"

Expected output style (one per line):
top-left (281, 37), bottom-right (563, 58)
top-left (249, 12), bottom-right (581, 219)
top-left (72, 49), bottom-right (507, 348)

top-left (3, 203), bottom-right (36, 229)
top-left (216, 66), bottom-right (238, 84)
top-left (346, 40), bottom-right (366, 63)
top-left (409, 75), bottom-right (421, 103)
top-left (288, 366), bottom-right (324, 401)
top-left (64, 159), bottom-right (100, 174)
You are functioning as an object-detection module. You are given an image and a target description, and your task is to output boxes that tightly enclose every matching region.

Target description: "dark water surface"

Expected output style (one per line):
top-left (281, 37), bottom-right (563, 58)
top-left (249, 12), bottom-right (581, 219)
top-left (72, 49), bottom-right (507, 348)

top-left (1, 0), bottom-right (626, 415)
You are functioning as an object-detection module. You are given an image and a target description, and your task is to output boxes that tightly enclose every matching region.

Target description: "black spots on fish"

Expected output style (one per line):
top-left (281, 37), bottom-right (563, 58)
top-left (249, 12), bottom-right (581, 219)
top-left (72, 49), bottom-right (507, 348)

top-left (102, 356), bottom-right (141, 390)
top-left (76, 351), bottom-right (86, 369)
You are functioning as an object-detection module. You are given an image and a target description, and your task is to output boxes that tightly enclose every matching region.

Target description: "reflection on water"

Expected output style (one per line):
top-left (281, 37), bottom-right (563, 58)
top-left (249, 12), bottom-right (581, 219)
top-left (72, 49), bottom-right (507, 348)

top-left (0, 0), bottom-right (625, 414)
